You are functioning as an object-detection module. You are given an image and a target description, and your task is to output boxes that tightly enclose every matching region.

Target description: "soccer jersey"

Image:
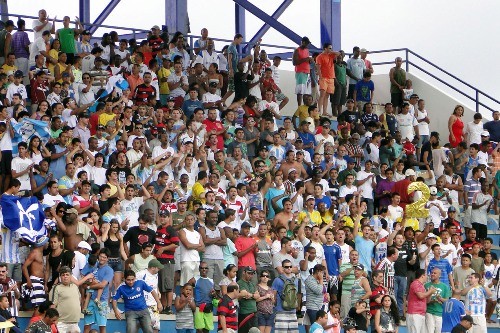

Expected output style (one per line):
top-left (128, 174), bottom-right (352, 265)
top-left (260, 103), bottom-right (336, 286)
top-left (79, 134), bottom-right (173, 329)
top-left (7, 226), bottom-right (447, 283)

top-left (441, 298), bottom-right (466, 333)
top-left (465, 285), bottom-right (487, 315)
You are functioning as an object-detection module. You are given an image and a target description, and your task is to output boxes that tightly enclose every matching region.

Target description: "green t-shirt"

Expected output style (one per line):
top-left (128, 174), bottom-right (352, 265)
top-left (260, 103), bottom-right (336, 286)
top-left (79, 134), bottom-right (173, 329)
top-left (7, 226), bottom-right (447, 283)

top-left (424, 281), bottom-right (450, 316)
top-left (237, 279), bottom-right (257, 314)
top-left (58, 28), bottom-right (76, 53)
top-left (340, 263), bottom-right (355, 295)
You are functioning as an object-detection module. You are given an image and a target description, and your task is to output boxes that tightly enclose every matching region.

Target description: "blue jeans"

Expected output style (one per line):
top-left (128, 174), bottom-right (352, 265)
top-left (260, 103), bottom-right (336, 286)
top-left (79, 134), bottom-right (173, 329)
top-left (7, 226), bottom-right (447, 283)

top-left (126, 308), bottom-right (153, 333)
top-left (394, 275), bottom-right (407, 316)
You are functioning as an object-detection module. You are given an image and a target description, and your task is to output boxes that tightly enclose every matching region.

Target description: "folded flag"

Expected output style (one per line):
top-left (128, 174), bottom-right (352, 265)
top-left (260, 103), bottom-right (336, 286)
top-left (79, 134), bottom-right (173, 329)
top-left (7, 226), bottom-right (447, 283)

top-left (0, 195), bottom-right (49, 247)
top-left (12, 118), bottom-right (51, 156)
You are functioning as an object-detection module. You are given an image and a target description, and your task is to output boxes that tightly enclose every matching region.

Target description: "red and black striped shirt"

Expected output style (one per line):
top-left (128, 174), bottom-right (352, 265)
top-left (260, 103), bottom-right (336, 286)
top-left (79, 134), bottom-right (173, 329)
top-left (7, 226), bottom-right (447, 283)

top-left (154, 225), bottom-right (179, 262)
top-left (218, 294), bottom-right (238, 331)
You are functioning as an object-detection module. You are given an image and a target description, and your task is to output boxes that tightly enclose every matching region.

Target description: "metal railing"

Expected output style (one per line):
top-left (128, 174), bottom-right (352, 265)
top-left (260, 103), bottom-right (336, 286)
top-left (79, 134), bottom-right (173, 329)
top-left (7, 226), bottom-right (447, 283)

top-left (2, 13), bottom-right (498, 113)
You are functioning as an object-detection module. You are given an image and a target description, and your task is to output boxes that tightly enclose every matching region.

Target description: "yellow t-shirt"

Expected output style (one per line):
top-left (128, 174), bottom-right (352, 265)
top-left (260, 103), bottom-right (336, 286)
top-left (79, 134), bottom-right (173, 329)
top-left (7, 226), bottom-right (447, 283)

top-left (1, 64), bottom-right (17, 75)
top-left (297, 210), bottom-right (322, 226)
top-left (294, 105), bottom-right (309, 122)
top-left (396, 217), bottom-right (420, 231)
top-left (321, 211), bottom-right (334, 225)
top-left (107, 182), bottom-right (117, 196)
top-left (99, 112), bottom-right (116, 126)
top-left (157, 67), bottom-right (171, 95)
top-left (191, 182), bottom-right (205, 204)
top-left (48, 49), bottom-right (58, 74)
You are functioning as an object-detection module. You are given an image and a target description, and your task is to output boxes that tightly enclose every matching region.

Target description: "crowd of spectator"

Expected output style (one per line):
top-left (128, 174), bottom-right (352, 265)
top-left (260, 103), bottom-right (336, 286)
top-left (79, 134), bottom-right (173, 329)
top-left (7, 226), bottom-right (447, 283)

top-left (0, 7), bottom-right (497, 333)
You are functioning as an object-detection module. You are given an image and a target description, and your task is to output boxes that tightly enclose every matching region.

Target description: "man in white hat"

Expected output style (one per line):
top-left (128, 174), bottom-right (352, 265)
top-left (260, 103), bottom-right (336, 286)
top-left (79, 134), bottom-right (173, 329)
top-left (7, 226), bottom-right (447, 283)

top-left (418, 233), bottom-right (437, 271)
top-left (74, 241), bottom-right (92, 278)
top-left (425, 186), bottom-right (446, 225)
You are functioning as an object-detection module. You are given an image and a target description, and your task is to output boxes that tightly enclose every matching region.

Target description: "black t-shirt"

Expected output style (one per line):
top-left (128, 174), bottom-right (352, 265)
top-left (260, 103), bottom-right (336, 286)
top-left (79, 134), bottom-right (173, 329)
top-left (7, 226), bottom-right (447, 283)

top-left (348, 307), bottom-right (368, 331)
top-left (394, 245), bottom-right (412, 276)
top-left (341, 110), bottom-right (359, 124)
top-left (113, 166), bottom-right (132, 184)
top-left (403, 240), bottom-right (419, 271)
top-left (451, 324), bottom-right (468, 333)
top-left (420, 141), bottom-right (432, 164)
top-left (98, 199), bottom-right (109, 215)
top-left (123, 226), bottom-right (156, 256)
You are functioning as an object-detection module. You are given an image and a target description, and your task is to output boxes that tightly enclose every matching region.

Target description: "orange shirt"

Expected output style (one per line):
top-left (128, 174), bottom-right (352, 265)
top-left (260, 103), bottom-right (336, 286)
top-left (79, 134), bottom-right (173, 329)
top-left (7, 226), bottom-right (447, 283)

top-left (316, 52), bottom-right (336, 79)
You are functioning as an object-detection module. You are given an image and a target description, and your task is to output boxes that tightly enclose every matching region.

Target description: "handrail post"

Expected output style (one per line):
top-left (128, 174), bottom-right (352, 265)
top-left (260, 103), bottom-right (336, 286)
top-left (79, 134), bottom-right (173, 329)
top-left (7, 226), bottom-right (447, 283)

top-left (405, 48), bottom-right (409, 73)
top-left (476, 90), bottom-right (479, 113)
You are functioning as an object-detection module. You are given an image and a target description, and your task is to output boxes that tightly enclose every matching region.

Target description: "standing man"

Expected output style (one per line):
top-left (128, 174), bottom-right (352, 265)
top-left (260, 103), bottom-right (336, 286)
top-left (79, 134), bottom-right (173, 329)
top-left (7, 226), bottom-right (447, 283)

top-left (292, 36), bottom-right (312, 106)
top-left (346, 46), bottom-right (365, 100)
top-left (112, 270), bottom-right (163, 333)
top-left (374, 246), bottom-right (398, 296)
top-left (12, 20), bottom-right (30, 86)
top-left (55, 16), bottom-right (83, 64)
top-left (441, 289), bottom-right (466, 333)
top-left (217, 284), bottom-right (239, 333)
top-left (407, 269), bottom-right (436, 333)
top-left (389, 57), bottom-right (406, 112)
top-left (426, 243), bottom-right (454, 288)
top-left (461, 273), bottom-right (491, 333)
top-left (50, 266), bottom-right (82, 333)
top-left (21, 243), bottom-right (46, 308)
top-left (225, 33), bottom-right (252, 103)
top-left (237, 266), bottom-right (259, 333)
top-left (136, 259), bottom-right (165, 333)
top-left (272, 259), bottom-right (299, 333)
top-left (424, 268), bottom-right (451, 333)
top-left (316, 43), bottom-right (339, 117)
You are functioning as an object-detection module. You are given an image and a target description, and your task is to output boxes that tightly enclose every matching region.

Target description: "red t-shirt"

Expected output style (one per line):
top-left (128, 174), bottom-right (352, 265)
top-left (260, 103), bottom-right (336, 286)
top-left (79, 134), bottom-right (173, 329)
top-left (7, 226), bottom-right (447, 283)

top-left (234, 235), bottom-right (256, 268)
top-left (316, 52), bottom-right (336, 79)
top-left (203, 119), bottom-right (225, 150)
top-left (407, 279), bottom-right (426, 315)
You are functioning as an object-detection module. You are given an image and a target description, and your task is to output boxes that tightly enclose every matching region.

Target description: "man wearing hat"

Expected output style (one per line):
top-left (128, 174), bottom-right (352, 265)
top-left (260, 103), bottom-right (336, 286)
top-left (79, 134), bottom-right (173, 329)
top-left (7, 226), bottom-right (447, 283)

top-left (450, 315), bottom-right (476, 333)
top-left (6, 70), bottom-right (27, 106)
top-left (75, 240), bottom-right (92, 279)
top-left (292, 36), bottom-right (312, 106)
top-left (148, 25), bottom-right (164, 58)
top-left (426, 186), bottom-right (446, 225)
top-left (237, 266), bottom-right (259, 333)
top-left (79, 30), bottom-right (93, 56)
top-left (136, 259), bottom-right (164, 333)
top-left (360, 48), bottom-right (373, 74)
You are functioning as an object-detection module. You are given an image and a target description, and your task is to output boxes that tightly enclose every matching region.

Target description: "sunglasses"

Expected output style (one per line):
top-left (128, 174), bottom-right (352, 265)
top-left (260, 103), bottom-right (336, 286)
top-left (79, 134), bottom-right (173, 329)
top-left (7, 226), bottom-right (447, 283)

top-left (283, 266), bottom-right (292, 269)
top-left (261, 274), bottom-right (269, 278)
top-left (199, 267), bottom-right (209, 270)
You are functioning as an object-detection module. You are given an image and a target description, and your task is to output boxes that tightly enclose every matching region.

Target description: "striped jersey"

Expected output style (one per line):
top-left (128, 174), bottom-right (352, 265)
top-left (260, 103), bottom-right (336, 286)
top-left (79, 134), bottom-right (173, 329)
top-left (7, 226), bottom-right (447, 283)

top-left (427, 258), bottom-right (453, 287)
top-left (217, 294), bottom-right (238, 331)
top-left (465, 285), bottom-right (487, 315)
top-left (375, 257), bottom-right (395, 295)
top-left (0, 211), bottom-right (20, 264)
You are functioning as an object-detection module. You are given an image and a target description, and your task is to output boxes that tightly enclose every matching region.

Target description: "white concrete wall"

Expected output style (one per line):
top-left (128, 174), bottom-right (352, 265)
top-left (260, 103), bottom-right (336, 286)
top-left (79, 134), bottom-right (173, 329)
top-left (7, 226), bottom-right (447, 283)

top-left (278, 69), bottom-right (485, 138)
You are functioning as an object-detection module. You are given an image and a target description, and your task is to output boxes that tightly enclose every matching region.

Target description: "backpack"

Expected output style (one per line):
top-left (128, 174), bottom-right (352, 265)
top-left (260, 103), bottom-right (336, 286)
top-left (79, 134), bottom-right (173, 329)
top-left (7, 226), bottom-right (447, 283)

top-left (279, 276), bottom-right (297, 311)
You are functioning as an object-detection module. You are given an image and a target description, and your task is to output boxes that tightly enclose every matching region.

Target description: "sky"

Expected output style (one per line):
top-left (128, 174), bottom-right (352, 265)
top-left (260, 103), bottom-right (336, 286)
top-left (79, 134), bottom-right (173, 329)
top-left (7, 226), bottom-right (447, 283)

top-left (6, 0), bottom-right (500, 112)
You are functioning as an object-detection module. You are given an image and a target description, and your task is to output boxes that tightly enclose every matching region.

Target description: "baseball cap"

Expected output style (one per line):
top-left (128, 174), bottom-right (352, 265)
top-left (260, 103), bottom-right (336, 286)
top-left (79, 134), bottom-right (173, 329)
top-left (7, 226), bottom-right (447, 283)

top-left (405, 169), bottom-right (416, 177)
top-left (360, 48), bottom-right (369, 53)
top-left (429, 186), bottom-right (438, 195)
top-left (148, 259), bottom-right (164, 269)
top-left (462, 315), bottom-right (476, 325)
top-left (14, 70), bottom-right (24, 78)
top-left (241, 222), bottom-right (252, 229)
top-left (345, 156), bottom-right (355, 164)
top-left (167, 96), bottom-right (175, 102)
top-left (288, 168), bottom-right (297, 174)
top-left (65, 208), bottom-right (78, 215)
top-left (82, 30), bottom-right (91, 35)
top-left (346, 98), bottom-right (354, 103)
top-left (151, 25), bottom-right (160, 30)
top-left (177, 197), bottom-right (187, 203)
top-left (354, 264), bottom-right (364, 270)
top-left (481, 130), bottom-right (490, 137)
top-left (426, 233), bottom-right (437, 240)
top-left (243, 266), bottom-right (255, 273)
top-left (448, 206), bottom-right (457, 212)
top-left (306, 195), bottom-right (315, 201)
top-left (77, 241), bottom-right (92, 251)
top-left (62, 72), bottom-right (70, 77)
top-left (300, 120), bottom-right (310, 126)
top-left (209, 81), bottom-right (218, 88)
top-left (344, 325), bottom-right (356, 332)
top-left (313, 168), bottom-right (323, 176)
top-left (97, 125), bottom-right (105, 130)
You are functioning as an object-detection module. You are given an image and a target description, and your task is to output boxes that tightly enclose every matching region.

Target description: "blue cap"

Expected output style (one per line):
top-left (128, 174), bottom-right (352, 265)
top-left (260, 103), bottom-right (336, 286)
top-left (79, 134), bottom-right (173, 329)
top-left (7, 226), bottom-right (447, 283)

top-left (345, 156), bottom-right (355, 164)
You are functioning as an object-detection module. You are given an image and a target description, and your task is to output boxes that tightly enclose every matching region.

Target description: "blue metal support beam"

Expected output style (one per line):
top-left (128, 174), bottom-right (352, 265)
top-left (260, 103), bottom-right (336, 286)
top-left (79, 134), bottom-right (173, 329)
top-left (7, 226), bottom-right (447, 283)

top-left (79, 0), bottom-right (90, 30)
top-left (234, 3), bottom-right (245, 53)
top-left (88, 0), bottom-right (121, 34)
top-left (242, 0), bottom-right (293, 54)
top-left (232, 0), bottom-right (315, 49)
top-left (165, 0), bottom-right (188, 35)
top-left (320, 0), bottom-right (341, 49)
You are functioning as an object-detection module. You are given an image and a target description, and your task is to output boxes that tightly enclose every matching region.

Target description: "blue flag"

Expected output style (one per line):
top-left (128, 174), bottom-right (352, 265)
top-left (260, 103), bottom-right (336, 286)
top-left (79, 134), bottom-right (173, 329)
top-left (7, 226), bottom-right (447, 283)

top-left (0, 195), bottom-right (49, 246)
top-left (12, 118), bottom-right (51, 156)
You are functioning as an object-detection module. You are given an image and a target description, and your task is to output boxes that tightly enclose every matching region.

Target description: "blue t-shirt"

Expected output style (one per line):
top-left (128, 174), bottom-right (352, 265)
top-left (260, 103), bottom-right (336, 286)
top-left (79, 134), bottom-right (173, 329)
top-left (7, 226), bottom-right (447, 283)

top-left (113, 279), bottom-right (152, 312)
top-left (194, 276), bottom-right (214, 306)
top-left (182, 99), bottom-right (204, 119)
top-left (264, 187), bottom-right (285, 219)
top-left (427, 258), bottom-right (453, 286)
top-left (323, 243), bottom-right (342, 276)
top-left (309, 322), bottom-right (324, 333)
top-left (227, 44), bottom-right (239, 72)
top-left (441, 298), bottom-right (465, 333)
top-left (93, 264), bottom-right (114, 301)
top-left (355, 235), bottom-right (374, 272)
top-left (355, 79), bottom-right (374, 103)
top-left (271, 274), bottom-right (299, 313)
top-left (297, 131), bottom-right (316, 158)
top-left (315, 196), bottom-right (332, 209)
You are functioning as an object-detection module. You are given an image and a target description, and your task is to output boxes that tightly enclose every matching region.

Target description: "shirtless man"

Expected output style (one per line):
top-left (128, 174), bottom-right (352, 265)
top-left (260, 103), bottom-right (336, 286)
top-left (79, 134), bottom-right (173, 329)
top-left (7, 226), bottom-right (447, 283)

top-left (279, 150), bottom-right (308, 179)
top-left (51, 206), bottom-right (90, 251)
top-left (273, 198), bottom-right (296, 230)
top-left (21, 244), bottom-right (46, 306)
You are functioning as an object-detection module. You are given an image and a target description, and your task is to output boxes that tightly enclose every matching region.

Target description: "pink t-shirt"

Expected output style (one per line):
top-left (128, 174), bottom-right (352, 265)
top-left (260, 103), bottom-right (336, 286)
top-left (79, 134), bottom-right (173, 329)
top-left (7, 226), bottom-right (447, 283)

top-left (407, 280), bottom-right (427, 315)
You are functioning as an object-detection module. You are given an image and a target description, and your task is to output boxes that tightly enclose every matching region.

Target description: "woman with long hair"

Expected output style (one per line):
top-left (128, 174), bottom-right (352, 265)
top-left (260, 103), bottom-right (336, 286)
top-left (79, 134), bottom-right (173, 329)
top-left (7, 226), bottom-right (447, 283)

top-left (31, 100), bottom-right (51, 120)
top-left (374, 295), bottom-right (400, 333)
top-left (448, 105), bottom-right (464, 148)
top-left (255, 269), bottom-right (275, 333)
top-left (219, 264), bottom-right (238, 295)
top-left (28, 135), bottom-right (51, 165)
top-left (101, 219), bottom-right (127, 294)
top-left (45, 234), bottom-right (64, 291)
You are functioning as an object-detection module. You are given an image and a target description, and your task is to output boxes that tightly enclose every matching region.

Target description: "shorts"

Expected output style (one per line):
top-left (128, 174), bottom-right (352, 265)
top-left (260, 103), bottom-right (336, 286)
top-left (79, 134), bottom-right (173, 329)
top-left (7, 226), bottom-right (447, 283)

top-left (275, 312), bottom-right (299, 333)
top-left (257, 312), bottom-right (275, 326)
top-left (194, 307), bottom-right (214, 331)
top-left (84, 299), bottom-right (109, 327)
top-left (7, 263), bottom-right (22, 282)
top-left (0, 150), bottom-right (12, 174)
top-left (180, 261), bottom-right (199, 285)
top-left (174, 247), bottom-right (181, 271)
top-left (295, 72), bottom-right (310, 95)
top-left (158, 261), bottom-right (175, 292)
top-left (21, 276), bottom-right (46, 307)
top-left (331, 82), bottom-right (347, 105)
top-left (417, 135), bottom-right (429, 149)
top-left (108, 258), bottom-right (123, 272)
top-left (319, 78), bottom-right (335, 94)
top-left (275, 92), bottom-right (287, 102)
top-left (148, 305), bottom-right (161, 330)
top-left (57, 322), bottom-right (81, 333)
top-left (228, 77), bottom-right (235, 92)
top-left (391, 92), bottom-right (403, 108)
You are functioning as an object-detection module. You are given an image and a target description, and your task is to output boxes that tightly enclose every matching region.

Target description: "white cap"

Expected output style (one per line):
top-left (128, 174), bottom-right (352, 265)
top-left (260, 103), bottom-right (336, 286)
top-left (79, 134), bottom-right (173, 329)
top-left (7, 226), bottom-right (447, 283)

top-left (77, 241), bottom-right (92, 251)
top-left (481, 130), bottom-right (490, 137)
top-left (429, 186), bottom-right (438, 195)
top-left (306, 195), bottom-right (315, 201)
top-left (404, 169), bottom-right (416, 177)
top-left (426, 233), bottom-right (437, 240)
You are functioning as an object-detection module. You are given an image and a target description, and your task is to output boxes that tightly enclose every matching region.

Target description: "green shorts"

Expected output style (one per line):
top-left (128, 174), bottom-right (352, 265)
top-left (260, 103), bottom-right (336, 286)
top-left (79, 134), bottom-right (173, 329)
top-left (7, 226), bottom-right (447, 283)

top-left (228, 77), bottom-right (235, 92)
top-left (194, 307), bottom-right (214, 331)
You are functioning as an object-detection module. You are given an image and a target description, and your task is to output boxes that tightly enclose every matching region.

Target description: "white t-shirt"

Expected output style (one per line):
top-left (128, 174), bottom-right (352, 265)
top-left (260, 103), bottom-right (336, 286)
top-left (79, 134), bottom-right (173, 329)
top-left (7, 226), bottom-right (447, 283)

top-left (388, 204), bottom-right (404, 221)
top-left (42, 193), bottom-right (65, 208)
top-left (426, 199), bottom-right (445, 225)
top-left (439, 242), bottom-right (458, 266)
top-left (114, 49), bottom-right (130, 68)
top-left (121, 197), bottom-right (144, 229)
top-left (356, 170), bottom-right (376, 200)
top-left (136, 269), bottom-right (159, 307)
top-left (415, 109), bottom-right (430, 136)
top-left (29, 37), bottom-right (47, 65)
top-left (32, 20), bottom-right (53, 41)
top-left (338, 184), bottom-right (357, 199)
top-left (73, 250), bottom-right (87, 279)
top-left (167, 73), bottom-right (188, 98)
top-left (258, 100), bottom-right (280, 131)
top-left (11, 156), bottom-right (32, 190)
top-left (396, 112), bottom-right (418, 141)
top-left (464, 121), bottom-right (483, 146)
top-left (6, 83), bottom-right (27, 102)
top-left (78, 83), bottom-right (95, 106)
top-left (62, 108), bottom-right (78, 128)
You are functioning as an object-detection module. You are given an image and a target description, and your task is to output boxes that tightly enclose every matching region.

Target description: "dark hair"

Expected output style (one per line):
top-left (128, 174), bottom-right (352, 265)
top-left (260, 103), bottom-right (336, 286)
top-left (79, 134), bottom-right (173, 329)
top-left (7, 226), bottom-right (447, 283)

top-left (387, 247), bottom-right (398, 257)
top-left (60, 251), bottom-right (76, 269)
top-left (227, 284), bottom-right (239, 293)
top-left (124, 270), bottom-right (136, 279)
top-left (381, 295), bottom-right (400, 325)
top-left (315, 310), bottom-right (328, 320)
top-left (45, 308), bottom-right (59, 318)
top-left (415, 269), bottom-right (426, 279)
